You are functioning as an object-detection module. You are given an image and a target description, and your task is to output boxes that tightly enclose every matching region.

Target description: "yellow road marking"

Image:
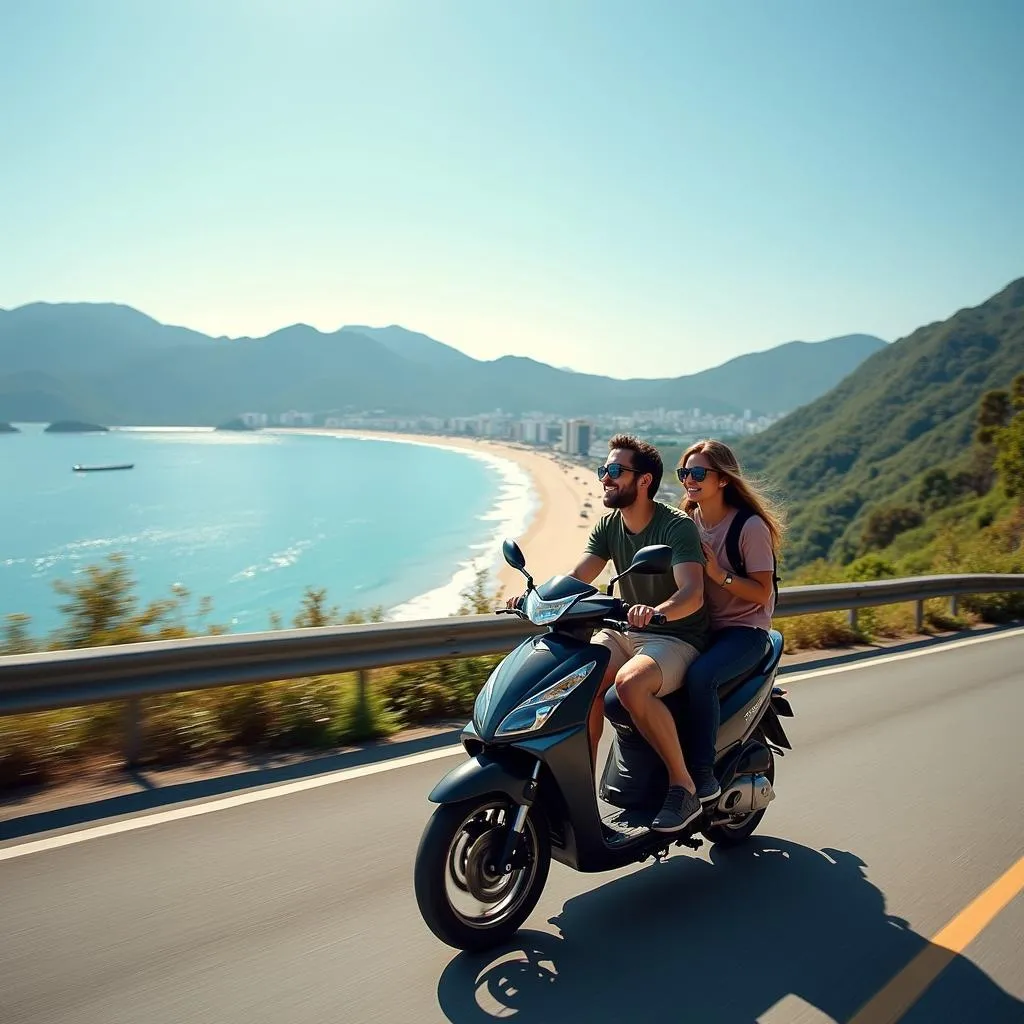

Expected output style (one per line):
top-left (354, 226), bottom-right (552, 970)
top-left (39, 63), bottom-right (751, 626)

top-left (848, 855), bottom-right (1024, 1024)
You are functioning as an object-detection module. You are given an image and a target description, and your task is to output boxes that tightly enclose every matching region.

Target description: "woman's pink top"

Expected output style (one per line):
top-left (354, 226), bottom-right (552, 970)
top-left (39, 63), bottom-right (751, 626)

top-left (693, 506), bottom-right (776, 630)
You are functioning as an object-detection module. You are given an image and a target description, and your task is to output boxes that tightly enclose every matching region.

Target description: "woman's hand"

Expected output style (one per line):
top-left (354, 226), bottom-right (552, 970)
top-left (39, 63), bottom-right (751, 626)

top-left (701, 541), bottom-right (726, 586)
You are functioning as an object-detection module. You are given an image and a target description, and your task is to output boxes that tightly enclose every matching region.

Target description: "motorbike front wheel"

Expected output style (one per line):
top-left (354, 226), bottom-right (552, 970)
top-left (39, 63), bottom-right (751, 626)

top-left (414, 796), bottom-right (550, 951)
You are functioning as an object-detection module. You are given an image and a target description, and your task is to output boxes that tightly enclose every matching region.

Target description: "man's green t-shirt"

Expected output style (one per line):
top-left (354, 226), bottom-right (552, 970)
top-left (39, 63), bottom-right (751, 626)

top-left (585, 501), bottom-right (710, 652)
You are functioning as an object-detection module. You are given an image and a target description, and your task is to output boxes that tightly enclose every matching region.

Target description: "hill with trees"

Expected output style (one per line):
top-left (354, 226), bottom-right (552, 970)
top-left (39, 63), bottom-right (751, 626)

top-left (0, 301), bottom-right (885, 424)
top-left (736, 276), bottom-right (1024, 569)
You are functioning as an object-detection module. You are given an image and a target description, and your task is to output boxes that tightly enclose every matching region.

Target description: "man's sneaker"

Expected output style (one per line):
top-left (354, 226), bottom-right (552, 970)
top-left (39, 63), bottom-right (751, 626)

top-left (693, 770), bottom-right (721, 805)
top-left (651, 785), bottom-right (702, 833)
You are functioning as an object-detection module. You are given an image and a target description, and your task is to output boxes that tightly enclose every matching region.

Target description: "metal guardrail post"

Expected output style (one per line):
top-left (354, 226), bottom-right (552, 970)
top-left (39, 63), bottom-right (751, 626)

top-left (848, 607), bottom-right (858, 630)
top-left (124, 697), bottom-right (143, 766)
top-left (357, 669), bottom-right (368, 712)
top-left (950, 595), bottom-right (959, 616)
top-left (915, 600), bottom-right (924, 632)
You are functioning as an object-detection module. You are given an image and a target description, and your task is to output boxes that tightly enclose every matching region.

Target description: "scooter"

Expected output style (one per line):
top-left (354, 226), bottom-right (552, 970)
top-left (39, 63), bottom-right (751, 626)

top-left (413, 538), bottom-right (794, 952)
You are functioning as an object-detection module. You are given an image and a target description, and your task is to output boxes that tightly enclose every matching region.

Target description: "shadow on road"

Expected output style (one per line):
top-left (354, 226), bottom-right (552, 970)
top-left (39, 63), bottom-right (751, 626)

top-left (436, 838), bottom-right (1023, 1023)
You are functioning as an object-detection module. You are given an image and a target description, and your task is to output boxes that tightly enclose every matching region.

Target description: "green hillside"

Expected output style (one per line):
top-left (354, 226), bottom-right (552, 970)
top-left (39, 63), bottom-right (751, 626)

top-left (737, 276), bottom-right (1024, 569)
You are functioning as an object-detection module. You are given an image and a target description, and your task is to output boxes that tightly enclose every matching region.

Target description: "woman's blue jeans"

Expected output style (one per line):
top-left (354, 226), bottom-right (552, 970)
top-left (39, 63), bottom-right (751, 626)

top-left (684, 625), bottom-right (770, 774)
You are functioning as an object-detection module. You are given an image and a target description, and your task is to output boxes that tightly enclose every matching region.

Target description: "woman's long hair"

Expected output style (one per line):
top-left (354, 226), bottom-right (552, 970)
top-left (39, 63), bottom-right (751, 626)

top-left (678, 439), bottom-right (785, 553)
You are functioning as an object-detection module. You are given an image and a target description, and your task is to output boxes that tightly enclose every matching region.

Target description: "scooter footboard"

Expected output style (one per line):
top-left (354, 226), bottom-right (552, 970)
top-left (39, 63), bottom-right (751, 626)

top-left (427, 754), bottom-right (534, 806)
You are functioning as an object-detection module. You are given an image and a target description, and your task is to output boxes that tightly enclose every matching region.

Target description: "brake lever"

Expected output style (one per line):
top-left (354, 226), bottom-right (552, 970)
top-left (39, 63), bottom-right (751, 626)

top-left (495, 607), bottom-right (525, 617)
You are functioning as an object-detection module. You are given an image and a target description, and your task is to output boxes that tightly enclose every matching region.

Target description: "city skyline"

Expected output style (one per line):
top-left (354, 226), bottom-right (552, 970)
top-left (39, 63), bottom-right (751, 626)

top-left (241, 405), bottom-right (783, 446)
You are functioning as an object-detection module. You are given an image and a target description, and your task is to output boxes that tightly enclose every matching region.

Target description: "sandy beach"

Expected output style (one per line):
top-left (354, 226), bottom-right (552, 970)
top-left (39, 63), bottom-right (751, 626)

top-left (283, 428), bottom-right (605, 603)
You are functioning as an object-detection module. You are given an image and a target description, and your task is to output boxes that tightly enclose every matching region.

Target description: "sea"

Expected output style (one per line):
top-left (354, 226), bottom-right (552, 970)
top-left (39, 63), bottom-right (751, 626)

top-left (0, 424), bottom-right (537, 640)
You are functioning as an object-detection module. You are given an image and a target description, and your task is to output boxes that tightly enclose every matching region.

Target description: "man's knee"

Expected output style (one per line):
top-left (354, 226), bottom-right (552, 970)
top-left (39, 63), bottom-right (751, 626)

top-left (615, 659), bottom-right (663, 711)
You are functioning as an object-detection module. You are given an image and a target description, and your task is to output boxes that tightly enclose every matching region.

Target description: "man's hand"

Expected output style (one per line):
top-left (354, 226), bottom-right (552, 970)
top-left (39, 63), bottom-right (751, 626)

top-left (626, 603), bottom-right (658, 628)
top-left (505, 594), bottom-right (525, 611)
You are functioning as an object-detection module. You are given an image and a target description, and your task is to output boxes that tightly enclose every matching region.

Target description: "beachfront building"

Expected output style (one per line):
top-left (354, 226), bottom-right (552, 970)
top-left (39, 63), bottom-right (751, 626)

top-left (561, 419), bottom-right (592, 456)
top-left (278, 410), bottom-right (315, 426)
top-left (515, 418), bottom-right (558, 445)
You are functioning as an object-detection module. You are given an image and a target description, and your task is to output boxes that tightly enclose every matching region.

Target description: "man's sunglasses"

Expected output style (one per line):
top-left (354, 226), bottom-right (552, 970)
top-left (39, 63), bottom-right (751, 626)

top-left (597, 463), bottom-right (639, 481)
top-left (676, 466), bottom-right (716, 482)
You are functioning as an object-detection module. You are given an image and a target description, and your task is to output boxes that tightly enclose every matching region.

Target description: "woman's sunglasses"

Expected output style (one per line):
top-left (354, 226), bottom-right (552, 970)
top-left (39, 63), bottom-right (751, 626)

top-left (676, 466), bottom-right (716, 482)
top-left (597, 462), bottom-right (638, 481)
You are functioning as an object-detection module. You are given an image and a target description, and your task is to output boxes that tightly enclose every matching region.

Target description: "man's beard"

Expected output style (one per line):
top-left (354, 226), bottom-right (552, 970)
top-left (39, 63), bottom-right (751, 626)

top-left (603, 481), bottom-right (637, 508)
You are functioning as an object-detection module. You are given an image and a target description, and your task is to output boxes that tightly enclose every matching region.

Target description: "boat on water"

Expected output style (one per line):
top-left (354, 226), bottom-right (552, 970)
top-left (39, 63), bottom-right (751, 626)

top-left (72, 463), bottom-right (135, 472)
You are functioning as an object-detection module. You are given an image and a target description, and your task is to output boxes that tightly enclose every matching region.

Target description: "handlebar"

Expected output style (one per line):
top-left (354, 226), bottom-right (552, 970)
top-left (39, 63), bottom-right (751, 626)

top-left (495, 598), bottom-right (666, 631)
top-left (601, 610), bottom-right (667, 633)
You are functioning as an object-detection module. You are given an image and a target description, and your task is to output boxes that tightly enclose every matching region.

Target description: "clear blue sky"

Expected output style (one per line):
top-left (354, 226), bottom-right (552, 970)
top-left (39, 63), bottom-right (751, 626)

top-left (2, 0), bottom-right (1022, 376)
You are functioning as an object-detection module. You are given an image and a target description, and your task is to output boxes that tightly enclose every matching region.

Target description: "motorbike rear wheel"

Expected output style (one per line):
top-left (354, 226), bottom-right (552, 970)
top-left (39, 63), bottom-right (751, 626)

top-left (414, 795), bottom-right (550, 952)
top-left (701, 746), bottom-right (775, 846)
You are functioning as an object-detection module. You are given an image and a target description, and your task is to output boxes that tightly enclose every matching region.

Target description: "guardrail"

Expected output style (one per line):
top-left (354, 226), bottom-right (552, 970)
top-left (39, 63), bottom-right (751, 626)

top-left (2, 573), bottom-right (1023, 763)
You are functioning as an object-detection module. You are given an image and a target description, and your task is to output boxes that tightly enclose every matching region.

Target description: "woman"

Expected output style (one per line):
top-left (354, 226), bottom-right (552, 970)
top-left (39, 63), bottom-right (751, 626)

top-left (675, 438), bottom-right (784, 804)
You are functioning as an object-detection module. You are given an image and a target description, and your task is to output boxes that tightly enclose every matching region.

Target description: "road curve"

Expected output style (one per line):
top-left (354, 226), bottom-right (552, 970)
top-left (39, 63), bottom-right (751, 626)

top-left (1, 629), bottom-right (1023, 1023)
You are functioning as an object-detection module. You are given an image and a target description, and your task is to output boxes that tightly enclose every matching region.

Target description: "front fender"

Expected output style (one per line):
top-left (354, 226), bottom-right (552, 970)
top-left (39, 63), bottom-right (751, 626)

top-left (427, 754), bottom-right (533, 805)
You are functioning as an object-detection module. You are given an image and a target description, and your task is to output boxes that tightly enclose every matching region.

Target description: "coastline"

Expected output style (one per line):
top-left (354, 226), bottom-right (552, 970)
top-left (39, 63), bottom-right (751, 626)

top-left (277, 428), bottom-right (603, 606)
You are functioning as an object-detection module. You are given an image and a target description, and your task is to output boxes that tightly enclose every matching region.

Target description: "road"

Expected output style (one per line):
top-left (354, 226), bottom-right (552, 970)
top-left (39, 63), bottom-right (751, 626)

top-left (2, 628), bottom-right (1023, 1023)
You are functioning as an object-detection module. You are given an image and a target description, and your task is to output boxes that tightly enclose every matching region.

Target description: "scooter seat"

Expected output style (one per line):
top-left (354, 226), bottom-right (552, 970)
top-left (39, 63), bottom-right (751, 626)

top-left (716, 631), bottom-right (775, 701)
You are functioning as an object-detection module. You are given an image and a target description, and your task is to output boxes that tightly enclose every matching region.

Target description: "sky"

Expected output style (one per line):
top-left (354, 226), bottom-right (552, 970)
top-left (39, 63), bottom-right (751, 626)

top-left (1, 0), bottom-right (1022, 377)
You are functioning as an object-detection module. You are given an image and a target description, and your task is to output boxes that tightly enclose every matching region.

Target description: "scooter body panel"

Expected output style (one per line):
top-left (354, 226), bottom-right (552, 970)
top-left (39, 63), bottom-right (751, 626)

top-left (457, 639), bottom-right (676, 872)
top-left (427, 753), bottom-right (534, 806)
top-left (473, 632), bottom-right (612, 744)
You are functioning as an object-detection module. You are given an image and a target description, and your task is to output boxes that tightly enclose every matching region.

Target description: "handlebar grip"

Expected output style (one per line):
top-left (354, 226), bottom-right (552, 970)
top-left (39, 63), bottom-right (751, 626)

top-left (607, 609), bottom-right (667, 630)
top-left (621, 604), bottom-right (667, 626)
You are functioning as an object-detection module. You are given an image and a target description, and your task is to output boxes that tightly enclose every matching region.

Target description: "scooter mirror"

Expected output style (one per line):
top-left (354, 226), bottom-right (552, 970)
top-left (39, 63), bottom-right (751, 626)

top-left (502, 538), bottom-right (527, 571)
top-left (629, 544), bottom-right (673, 574)
top-left (607, 544), bottom-right (673, 594)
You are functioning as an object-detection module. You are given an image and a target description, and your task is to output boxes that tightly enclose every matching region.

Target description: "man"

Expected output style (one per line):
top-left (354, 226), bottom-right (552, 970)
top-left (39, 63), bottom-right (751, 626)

top-left (571, 434), bottom-right (711, 833)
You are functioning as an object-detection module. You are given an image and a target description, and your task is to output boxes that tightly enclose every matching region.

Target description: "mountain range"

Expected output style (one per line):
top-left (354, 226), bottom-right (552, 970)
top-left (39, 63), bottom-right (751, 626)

top-left (0, 302), bottom-right (885, 425)
top-left (736, 275), bottom-right (1024, 569)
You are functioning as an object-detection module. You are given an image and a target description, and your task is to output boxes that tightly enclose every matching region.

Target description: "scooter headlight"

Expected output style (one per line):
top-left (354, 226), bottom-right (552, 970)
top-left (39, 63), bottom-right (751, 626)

top-left (524, 589), bottom-right (580, 625)
top-left (495, 660), bottom-right (597, 736)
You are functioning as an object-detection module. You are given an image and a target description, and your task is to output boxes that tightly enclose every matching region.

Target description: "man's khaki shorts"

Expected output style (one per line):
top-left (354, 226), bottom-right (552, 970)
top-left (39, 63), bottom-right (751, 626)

top-left (592, 629), bottom-right (701, 697)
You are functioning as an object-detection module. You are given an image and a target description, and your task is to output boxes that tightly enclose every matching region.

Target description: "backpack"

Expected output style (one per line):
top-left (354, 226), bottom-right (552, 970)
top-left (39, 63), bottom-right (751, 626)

top-left (724, 506), bottom-right (780, 604)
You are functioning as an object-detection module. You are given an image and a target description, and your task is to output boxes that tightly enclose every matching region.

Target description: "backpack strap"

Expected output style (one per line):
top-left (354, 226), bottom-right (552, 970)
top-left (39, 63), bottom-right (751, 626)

top-left (724, 506), bottom-right (781, 604)
top-left (724, 506), bottom-right (755, 578)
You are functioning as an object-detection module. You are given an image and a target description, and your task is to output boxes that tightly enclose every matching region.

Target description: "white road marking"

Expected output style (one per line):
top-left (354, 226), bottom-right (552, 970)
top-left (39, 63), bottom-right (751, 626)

top-left (0, 745), bottom-right (463, 862)
top-left (2, 625), bottom-right (1022, 862)
top-left (780, 624), bottom-right (1024, 683)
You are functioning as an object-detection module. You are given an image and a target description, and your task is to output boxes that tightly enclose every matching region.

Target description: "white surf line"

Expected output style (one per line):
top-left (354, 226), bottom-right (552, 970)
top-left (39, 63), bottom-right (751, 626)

top-left (2, 625), bottom-right (1022, 862)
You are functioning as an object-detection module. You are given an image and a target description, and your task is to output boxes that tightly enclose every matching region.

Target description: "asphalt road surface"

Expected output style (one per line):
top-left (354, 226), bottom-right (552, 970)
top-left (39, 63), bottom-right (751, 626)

top-left (2, 627), bottom-right (1023, 1023)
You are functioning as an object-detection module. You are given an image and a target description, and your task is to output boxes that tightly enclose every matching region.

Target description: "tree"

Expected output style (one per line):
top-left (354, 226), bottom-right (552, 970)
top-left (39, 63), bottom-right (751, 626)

top-left (995, 409), bottom-right (1024, 499)
top-left (292, 587), bottom-right (340, 628)
top-left (47, 553), bottom-right (222, 648)
top-left (1012, 372), bottom-right (1024, 411)
top-left (1, 614), bottom-right (35, 655)
top-left (988, 374), bottom-right (1024, 500)
top-left (975, 389), bottom-right (1012, 444)
top-left (860, 505), bottom-right (924, 552)
top-left (458, 568), bottom-right (499, 615)
top-left (917, 468), bottom-right (954, 512)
